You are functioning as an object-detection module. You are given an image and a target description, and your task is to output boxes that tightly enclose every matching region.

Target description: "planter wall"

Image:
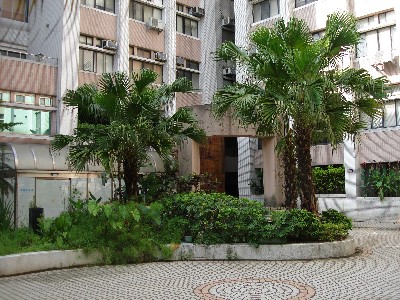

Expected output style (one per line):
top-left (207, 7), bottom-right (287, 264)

top-left (318, 196), bottom-right (400, 221)
top-left (171, 237), bottom-right (355, 261)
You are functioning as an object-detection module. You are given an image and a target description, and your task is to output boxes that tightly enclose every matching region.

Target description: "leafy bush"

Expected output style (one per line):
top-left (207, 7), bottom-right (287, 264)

top-left (312, 165), bottom-right (345, 194)
top-left (40, 199), bottom-right (173, 264)
top-left (162, 193), bottom-right (270, 244)
top-left (361, 162), bottom-right (400, 199)
top-left (321, 209), bottom-right (352, 230)
top-left (161, 192), bottom-right (352, 244)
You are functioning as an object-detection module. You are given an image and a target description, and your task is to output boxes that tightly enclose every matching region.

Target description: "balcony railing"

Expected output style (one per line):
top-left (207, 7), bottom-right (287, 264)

top-left (0, 49), bottom-right (58, 66)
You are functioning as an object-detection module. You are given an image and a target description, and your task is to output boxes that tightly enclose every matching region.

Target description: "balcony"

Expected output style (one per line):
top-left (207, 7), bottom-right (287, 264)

top-left (0, 50), bottom-right (58, 96)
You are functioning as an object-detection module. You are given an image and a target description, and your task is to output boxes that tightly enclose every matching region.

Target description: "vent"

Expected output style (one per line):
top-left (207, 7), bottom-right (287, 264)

top-left (147, 17), bottom-right (164, 32)
top-left (102, 40), bottom-right (117, 50)
top-left (223, 67), bottom-right (236, 76)
top-left (222, 17), bottom-right (235, 28)
top-left (155, 51), bottom-right (167, 62)
top-left (188, 7), bottom-right (205, 17)
top-left (176, 56), bottom-right (185, 66)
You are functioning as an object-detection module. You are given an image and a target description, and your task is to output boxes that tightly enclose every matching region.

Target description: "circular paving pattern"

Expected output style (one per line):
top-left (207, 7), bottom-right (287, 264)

top-left (194, 278), bottom-right (315, 300)
top-left (2, 225), bottom-right (400, 299)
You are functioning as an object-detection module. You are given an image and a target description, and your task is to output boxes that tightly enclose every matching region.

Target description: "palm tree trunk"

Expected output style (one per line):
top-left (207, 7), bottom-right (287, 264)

top-left (283, 130), bottom-right (298, 209)
top-left (293, 123), bottom-right (317, 214)
top-left (123, 159), bottom-right (140, 201)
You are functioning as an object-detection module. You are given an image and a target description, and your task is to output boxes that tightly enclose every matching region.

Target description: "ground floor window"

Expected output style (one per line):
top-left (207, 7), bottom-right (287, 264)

top-left (0, 107), bottom-right (51, 135)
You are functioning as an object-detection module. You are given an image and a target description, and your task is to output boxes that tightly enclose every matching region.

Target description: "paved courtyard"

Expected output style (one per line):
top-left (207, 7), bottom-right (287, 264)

top-left (1, 222), bottom-right (400, 299)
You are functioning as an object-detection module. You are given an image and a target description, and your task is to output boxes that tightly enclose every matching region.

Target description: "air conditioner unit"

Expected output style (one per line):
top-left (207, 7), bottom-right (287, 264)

top-left (176, 56), bottom-right (185, 66)
top-left (147, 17), bottom-right (164, 32)
top-left (102, 40), bottom-right (117, 50)
top-left (188, 7), bottom-right (205, 17)
top-left (223, 67), bottom-right (236, 76)
top-left (222, 17), bottom-right (235, 28)
top-left (155, 51), bottom-right (167, 62)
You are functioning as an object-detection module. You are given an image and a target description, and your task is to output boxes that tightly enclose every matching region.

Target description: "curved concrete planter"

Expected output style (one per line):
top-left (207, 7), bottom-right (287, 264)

top-left (1, 237), bottom-right (355, 277)
top-left (0, 250), bottom-right (101, 277)
top-left (171, 237), bottom-right (355, 261)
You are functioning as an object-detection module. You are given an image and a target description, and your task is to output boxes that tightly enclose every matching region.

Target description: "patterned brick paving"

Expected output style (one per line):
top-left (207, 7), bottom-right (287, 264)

top-left (1, 223), bottom-right (400, 299)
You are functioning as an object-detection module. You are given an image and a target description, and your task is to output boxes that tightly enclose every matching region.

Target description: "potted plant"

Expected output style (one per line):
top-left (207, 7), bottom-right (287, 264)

top-left (29, 196), bottom-right (43, 233)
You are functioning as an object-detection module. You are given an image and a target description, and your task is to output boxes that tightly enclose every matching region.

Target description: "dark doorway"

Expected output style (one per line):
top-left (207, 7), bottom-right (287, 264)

top-left (224, 137), bottom-right (238, 197)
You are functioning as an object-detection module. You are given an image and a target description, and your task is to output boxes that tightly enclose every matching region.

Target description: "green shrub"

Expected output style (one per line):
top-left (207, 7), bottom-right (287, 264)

top-left (40, 199), bottom-right (173, 264)
top-left (162, 192), bottom-right (270, 244)
top-left (312, 165), bottom-right (345, 194)
top-left (321, 209), bottom-right (352, 230)
top-left (361, 162), bottom-right (400, 199)
top-left (316, 223), bottom-right (349, 241)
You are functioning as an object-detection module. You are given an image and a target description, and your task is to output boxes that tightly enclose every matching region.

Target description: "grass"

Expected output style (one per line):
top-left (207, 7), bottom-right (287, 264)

top-left (0, 228), bottom-right (60, 256)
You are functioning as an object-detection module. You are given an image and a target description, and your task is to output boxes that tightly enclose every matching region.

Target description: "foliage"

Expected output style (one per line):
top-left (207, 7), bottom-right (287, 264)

top-left (361, 162), bottom-right (400, 200)
top-left (312, 165), bottom-right (345, 194)
top-left (0, 228), bottom-right (55, 256)
top-left (250, 168), bottom-right (264, 195)
top-left (161, 192), bottom-right (352, 244)
top-left (139, 171), bottom-right (220, 204)
top-left (321, 209), bottom-right (352, 230)
top-left (0, 197), bottom-right (13, 231)
top-left (213, 13), bottom-right (388, 213)
top-left (40, 198), bottom-right (174, 264)
top-left (52, 70), bottom-right (206, 200)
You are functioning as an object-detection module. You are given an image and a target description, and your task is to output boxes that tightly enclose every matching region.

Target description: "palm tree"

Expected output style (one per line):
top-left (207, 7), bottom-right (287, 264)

top-left (52, 70), bottom-right (206, 201)
top-left (213, 13), bottom-right (388, 213)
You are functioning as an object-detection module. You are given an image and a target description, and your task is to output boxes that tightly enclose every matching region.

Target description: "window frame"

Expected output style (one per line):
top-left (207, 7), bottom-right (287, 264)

top-left (176, 15), bottom-right (198, 37)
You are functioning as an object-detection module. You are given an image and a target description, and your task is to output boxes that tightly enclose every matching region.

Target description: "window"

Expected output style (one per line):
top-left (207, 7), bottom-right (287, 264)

top-left (177, 70), bottom-right (199, 89)
top-left (253, 0), bottom-right (279, 22)
top-left (356, 25), bottom-right (396, 58)
top-left (176, 4), bottom-right (184, 12)
top-left (39, 97), bottom-right (52, 107)
top-left (0, 107), bottom-right (51, 135)
top-left (129, 1), bottom-right (162, 22)
top-left (129, 60), bottom-right (163, 84)
top-left (79, 35), bottom-right (94, 46)
top-left (312, 31), bottom-right (325, 41)
top-left (364, 100), bottom-right (400, 129)
top-left (177, 16), bottom-right (198, 37)
top-left (137, 48), bottom-right (152, 59)
top-left (0, 92), bottom-right (10, 102)
top-left (356, 33), bottom-right (367, 58)
top-left (0, 0), bottom-right (28, 22)
top-left (186, 60), bottom-right (199, 71)
top-left (79, 49), bottom-right (114, 73)
top-left (15, 94), bottom-right (34, 104)
top-left (81, 0), bottom-right (115, 13)
top-left (295, 0), bottom-right (317, 8)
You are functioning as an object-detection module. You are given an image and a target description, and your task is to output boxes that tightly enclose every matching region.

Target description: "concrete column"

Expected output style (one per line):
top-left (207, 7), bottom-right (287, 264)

top-left (178, 140), bottom-right (200, 175)
top-left (281, 0), bottom-right (295, 24)
top-left (234, 0), bottom-right (255, 198)
top-left (262, 137), bottom-right (284, 206)
top-left (57, 0), bottom-right (80, 135)
top-left (115, 0), bottom-right (129, 73)
top-left (200, 1), bottom-right (218, 104)
top-left (164, 0), bottom-right (177, 115)
top-left (344, 138), bottom-right (359, 199)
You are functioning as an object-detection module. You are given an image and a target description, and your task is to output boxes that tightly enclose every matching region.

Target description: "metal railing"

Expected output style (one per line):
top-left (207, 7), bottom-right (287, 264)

top-left (0, 49), bottom-right (58, 66)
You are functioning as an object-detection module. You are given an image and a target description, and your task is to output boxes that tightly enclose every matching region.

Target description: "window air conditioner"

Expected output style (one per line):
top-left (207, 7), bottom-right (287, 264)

top-left (155, 51), bottom-right (167, 62)
top-left (223, 67), bottom-right (236, 76)
top-left (102, 40), bottom-right (117, 50)
top-left (147, 17), bottom-right (164, 32)
top-left (176, 56), bottom-right (185, 66)
top-left (222, 17), bottom-right (235, 28)
top-left (188, 7), bottom-right (205, 17)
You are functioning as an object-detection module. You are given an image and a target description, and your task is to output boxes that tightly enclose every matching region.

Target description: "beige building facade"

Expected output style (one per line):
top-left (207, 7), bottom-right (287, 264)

top-left (1, 0), bottom-right (400, 208)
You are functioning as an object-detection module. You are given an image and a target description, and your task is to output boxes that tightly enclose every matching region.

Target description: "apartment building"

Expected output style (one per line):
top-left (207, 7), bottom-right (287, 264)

top-left (1, 0), bottom-right (400, 213)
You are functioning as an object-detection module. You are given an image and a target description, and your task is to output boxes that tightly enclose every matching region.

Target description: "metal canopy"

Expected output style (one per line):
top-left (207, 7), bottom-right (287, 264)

top-left (3, 143), bottom-right (164, 174)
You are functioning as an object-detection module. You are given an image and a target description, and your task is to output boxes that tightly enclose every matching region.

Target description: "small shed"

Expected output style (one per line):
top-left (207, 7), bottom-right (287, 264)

top-left (0, 143), bottom-right (163, 227)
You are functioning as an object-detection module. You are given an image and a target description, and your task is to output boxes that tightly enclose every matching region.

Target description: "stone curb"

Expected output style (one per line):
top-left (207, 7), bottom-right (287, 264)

top-left (171, 237), bottom-right (355, 261)
top-left (0, 249), bottom-right (101, 277)
top-left (0, 237), bottom-right (355, 277)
